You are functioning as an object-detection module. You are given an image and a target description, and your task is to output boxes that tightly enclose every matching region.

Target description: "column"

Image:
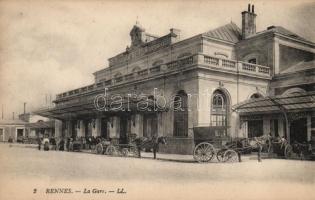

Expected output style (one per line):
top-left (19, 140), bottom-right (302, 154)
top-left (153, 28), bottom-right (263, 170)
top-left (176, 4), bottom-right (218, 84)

top-left (263, 117), bottom-right (271, 136)
top-left (78, 120), bottom-right (85, 137)
top-left (157, 113), bottom-right (163, 137)
top-left (278, 118), bottom-right (284, 137)
top-left (109, 116), bottom-right (120, 138)
top-left (239, 121), bottom-right (248, 138)
top-left (130, 114), bottom-right (143, 137)
top-left (274, 39), bottom-right (280, 74)
top-left (66, 120), bottom-right (72, 138)
top-left (93, 118), bottom-right (101, 137)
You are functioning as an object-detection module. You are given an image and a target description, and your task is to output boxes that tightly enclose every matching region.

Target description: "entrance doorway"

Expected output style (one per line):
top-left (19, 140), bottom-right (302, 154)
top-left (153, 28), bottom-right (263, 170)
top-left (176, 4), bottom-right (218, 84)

top-left (248, 120), bottom-right (263, 138)
top-left (120, 116), bottom-right (128, 144)
top-left (100, 118), bottom-right (108, 139)
top-left (290, 118), bottom-right (307, 143)
top-left (143, 114), bottom-right (158, 138)
top-left (17, 129), bottom-right (24, 137)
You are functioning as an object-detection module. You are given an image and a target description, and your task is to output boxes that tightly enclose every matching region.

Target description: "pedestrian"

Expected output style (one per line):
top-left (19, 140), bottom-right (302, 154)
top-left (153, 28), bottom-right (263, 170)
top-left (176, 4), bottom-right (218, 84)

top-left (43, 136), bottom-right (50, 151)
top-left (59, 138), bottom-right (65, 151)
top-left (66, 137), bottom-right (70, 151)
top-left (50, 137), bottom-right (57, 150)
top-left (37, 137), bottom-right (42, 150)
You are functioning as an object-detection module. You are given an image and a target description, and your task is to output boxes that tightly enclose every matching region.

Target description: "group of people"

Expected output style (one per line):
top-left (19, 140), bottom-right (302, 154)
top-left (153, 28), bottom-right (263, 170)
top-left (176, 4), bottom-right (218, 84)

top-left (37, 136), bottom-right (105, 152)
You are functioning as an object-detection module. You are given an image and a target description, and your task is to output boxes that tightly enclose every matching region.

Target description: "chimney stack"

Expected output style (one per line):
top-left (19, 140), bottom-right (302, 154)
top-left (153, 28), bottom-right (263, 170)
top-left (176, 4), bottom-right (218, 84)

top-left (242, 4), bottom-right (257, 39)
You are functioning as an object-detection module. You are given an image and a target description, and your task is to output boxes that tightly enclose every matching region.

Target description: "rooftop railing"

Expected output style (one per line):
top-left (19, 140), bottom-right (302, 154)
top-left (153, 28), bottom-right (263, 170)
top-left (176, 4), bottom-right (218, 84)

top-left (56, 54), bottom-right (270, 100)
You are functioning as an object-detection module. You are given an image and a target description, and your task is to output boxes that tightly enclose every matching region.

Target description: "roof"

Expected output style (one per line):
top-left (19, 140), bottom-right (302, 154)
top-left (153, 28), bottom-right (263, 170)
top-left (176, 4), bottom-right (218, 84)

top-left (233, 91), bottom-right (315, 114)
top-left (203, 22), bottom-right (242, 43)
top-left (0, 119), bottom-right (28, 125)
top-left (248, 26), bottom-right (314, 44)
top-left (35, 95), bottom-right (167, 120)
top-left (281, 60), bottom-right (315, 74)
top-left (26, 120), bottom-right (55, 129)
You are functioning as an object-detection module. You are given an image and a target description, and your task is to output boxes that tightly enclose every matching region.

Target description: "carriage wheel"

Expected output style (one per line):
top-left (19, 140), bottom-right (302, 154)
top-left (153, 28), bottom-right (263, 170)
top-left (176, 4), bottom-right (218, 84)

top-left (193, 142), bottom-right (215, 163)
top-left (216, 149), bottom-right (226, 162)
top-left (284, 144), bottom-right (293, 159)
top-left (95, 143), bottom-right (104, 154)
top-left (121, 148), bottom-right (129, 157)
top-left (105, 145), bottom-right (118, 156)
top-left (223, 149), bottom-right (238, 163)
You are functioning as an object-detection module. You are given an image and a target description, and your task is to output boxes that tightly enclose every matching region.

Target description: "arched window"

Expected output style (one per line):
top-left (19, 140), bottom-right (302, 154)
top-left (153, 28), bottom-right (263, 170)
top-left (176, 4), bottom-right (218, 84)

top-left (173, 90), bottom-right (188, 137)
top-left (250, 93), bottom-right (263, 99)
top-left (213, 94), bottom-right (224, 109)
top-left (211, 90), bottom-right (229, 136)
top-left (248, 58), bottom-right (257, 64)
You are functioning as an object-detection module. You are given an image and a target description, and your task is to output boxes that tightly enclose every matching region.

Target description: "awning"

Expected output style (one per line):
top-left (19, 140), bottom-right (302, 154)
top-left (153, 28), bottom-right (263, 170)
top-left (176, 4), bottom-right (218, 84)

top-left (233, 91), bottom-right (315, 115)
top-left (35, 95), bottom-right (168, 120)
top-left (26, 120), bottom-right (55, 129)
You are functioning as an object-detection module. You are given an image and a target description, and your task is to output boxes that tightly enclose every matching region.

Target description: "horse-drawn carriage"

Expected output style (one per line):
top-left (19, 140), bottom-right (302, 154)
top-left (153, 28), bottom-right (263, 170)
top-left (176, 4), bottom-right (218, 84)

top-left (192, 126), bottom-right (270, 163)
top-left (94, 134), bottom-right (139, 157)
top-left (94, 134), bottom-right (167, 159)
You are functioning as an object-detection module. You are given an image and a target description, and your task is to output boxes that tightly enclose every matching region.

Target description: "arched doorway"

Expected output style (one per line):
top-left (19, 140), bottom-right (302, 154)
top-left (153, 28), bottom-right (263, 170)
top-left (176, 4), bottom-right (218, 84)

top-left (173, 90), bottom-right (188, 137)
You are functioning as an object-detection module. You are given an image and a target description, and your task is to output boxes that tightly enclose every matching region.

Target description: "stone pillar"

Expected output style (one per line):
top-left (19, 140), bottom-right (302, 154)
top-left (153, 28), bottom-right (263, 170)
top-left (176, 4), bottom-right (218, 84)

top-left (233, 113), bottom-right (240, 138)
top-left (157, 113), bottom-right (163, 137)
top-left (78, 120), bottom-right (85, 137)
top-left (263, 117), bottom-right (270, 136)
top-left (109, 116), bottom-right (120, 138)
top-left (66, 120), bottom-right (72, 138)
top-left (93, 118), bottom-right (101, 137)
top-left (278, 118), bottom-right (284, 137)
top-left (239, 121), bottom-right (248, 138)
top-left (274, 40), bottom-right (280, 75)
top-left (307, 115), bottom-right (311, 141)
top-left (131, 114), bottom-right (143, 137)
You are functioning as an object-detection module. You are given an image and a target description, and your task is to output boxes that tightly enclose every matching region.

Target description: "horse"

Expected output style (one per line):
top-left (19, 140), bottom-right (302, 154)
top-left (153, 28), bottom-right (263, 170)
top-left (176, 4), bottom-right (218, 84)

top-left (133, 136), bottom-right (167, 159)
top-left (246, 135), bottom-right (272, 162)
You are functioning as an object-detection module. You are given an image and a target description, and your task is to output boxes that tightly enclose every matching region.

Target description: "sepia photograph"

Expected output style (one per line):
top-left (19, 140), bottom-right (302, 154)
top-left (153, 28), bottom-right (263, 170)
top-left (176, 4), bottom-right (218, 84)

top-left (0, 0), bottom-right (314, 199)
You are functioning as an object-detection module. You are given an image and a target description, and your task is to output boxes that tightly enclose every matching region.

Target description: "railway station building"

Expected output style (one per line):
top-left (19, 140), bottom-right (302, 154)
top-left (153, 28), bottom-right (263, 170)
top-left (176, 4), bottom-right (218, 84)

top-left (36, 4), bottom-right (315, 154)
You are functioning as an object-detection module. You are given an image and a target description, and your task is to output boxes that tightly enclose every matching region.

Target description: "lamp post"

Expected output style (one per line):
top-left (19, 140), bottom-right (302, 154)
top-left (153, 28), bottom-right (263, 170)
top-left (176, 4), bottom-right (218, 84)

top-left (267, 97), bottom-right (290, 143)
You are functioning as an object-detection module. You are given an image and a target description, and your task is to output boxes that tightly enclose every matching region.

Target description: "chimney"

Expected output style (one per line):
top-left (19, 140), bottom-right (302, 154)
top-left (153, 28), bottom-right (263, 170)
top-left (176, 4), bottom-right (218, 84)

top-left (241, 4), bottom-right (257, 39)
top-left (170, 28), bottom-right (181, 43)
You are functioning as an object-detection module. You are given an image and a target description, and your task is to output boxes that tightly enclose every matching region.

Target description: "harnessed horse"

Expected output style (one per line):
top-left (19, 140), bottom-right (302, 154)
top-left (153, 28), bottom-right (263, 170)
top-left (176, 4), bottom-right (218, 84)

top-left (133, 136), bottom-right (167, 159)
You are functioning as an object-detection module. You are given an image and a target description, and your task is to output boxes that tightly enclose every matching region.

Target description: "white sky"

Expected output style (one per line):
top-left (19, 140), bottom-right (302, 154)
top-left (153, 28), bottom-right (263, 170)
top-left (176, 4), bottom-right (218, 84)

top-left (0, 0), bottom-right (314, 119)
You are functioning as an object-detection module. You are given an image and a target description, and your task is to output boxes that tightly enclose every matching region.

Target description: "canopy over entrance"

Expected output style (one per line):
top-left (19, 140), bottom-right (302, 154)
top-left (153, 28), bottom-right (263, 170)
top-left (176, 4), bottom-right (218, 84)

top-left (233, 91), bottom-right (315, 115)
top-left (35, 95), bottom-right (168, 120)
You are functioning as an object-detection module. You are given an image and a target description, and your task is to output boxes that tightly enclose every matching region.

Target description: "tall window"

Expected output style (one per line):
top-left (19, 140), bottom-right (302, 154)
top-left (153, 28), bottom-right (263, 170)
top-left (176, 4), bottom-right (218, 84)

top-left (173, 91), bottom-right (188, 137)
top-left (211, 90), bottom-right (228, 136)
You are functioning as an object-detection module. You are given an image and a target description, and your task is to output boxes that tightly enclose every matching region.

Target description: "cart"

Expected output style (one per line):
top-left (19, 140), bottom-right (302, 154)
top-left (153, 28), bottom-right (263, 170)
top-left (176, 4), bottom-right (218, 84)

top-left (95, 134), bottom-right (140, 157)
top-left (193, 126), bottom-right (241, 163)
top-left (269, 138), bottom-right (293, 159)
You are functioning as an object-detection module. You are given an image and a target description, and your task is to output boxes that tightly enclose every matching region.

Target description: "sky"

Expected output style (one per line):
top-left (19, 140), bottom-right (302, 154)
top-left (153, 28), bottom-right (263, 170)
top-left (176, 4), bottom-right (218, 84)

top-left (0, 0), bottom-right (314, 119)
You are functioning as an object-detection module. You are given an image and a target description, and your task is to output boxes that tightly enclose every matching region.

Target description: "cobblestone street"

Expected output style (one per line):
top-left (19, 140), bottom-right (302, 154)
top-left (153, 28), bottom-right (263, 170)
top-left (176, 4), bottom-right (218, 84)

top-left (0, 143), bottom-right (314, 200)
